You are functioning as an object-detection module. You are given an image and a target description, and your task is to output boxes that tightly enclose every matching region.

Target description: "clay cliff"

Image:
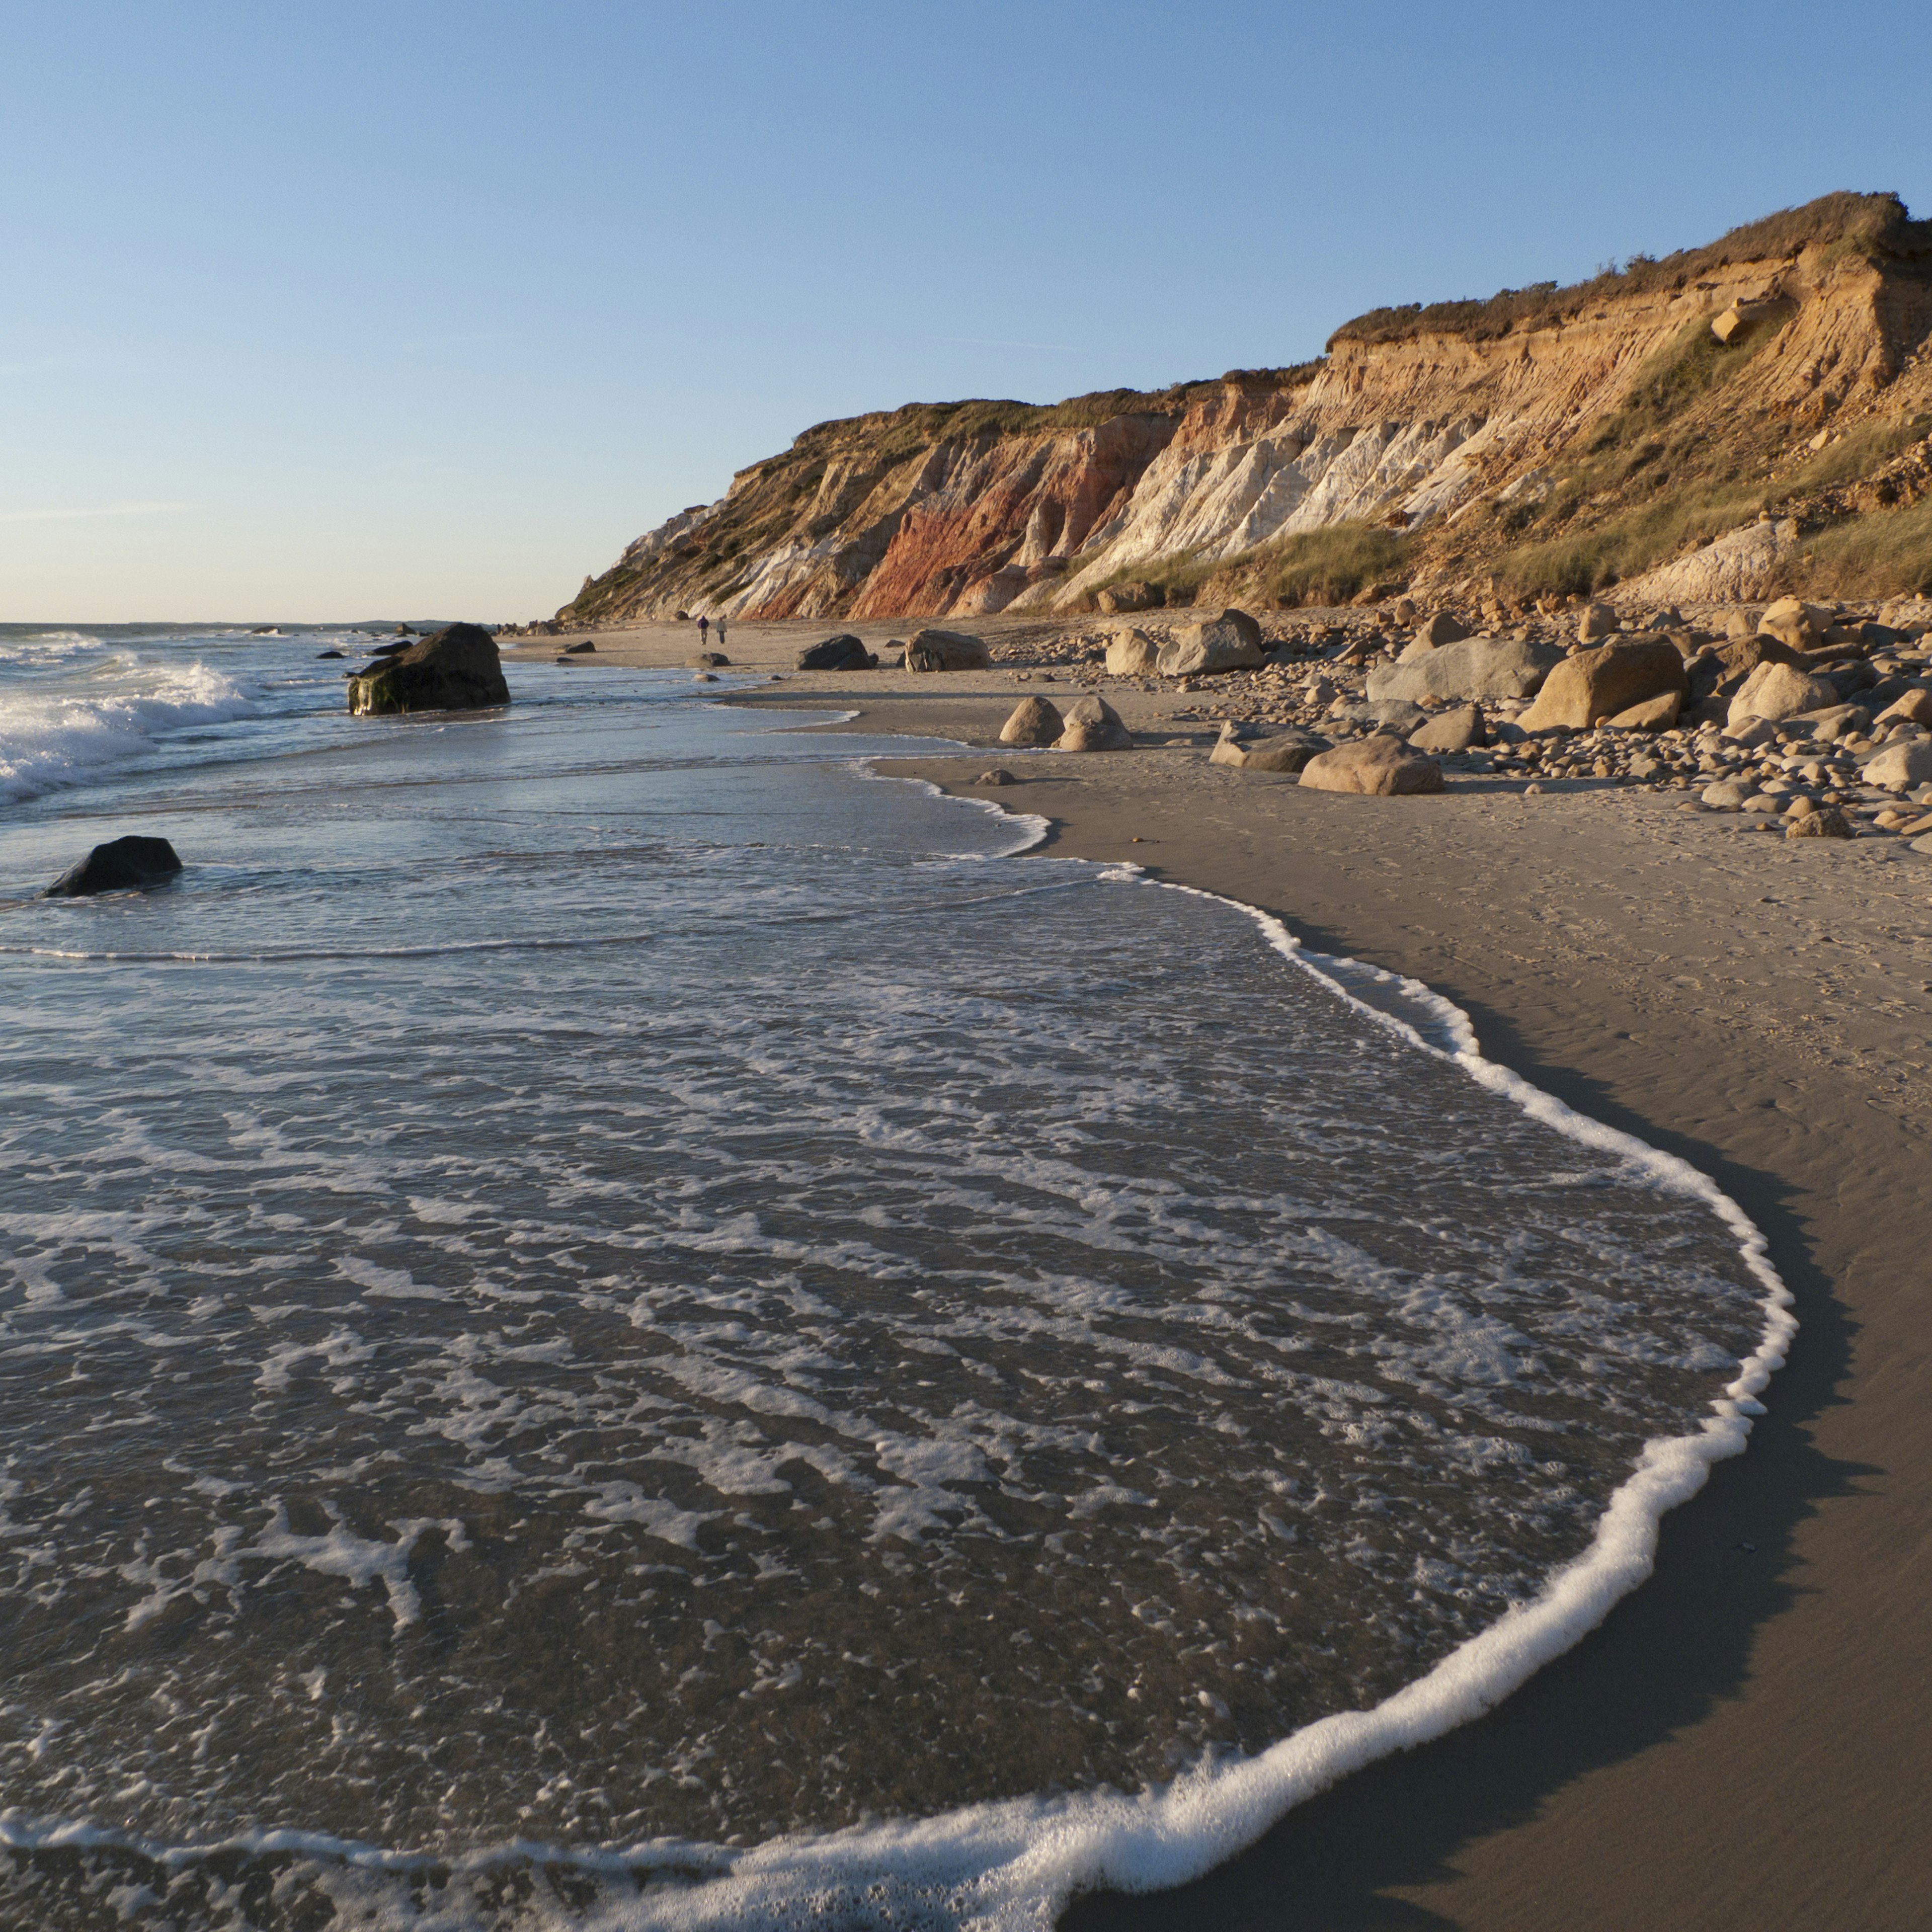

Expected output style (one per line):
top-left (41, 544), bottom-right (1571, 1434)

top-left (557, 193), bottom-right (1932, 626)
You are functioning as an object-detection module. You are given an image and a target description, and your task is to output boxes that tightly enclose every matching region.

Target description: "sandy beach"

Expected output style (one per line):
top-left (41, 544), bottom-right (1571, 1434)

top-left (506, 619), bottom-right (1932, 1927)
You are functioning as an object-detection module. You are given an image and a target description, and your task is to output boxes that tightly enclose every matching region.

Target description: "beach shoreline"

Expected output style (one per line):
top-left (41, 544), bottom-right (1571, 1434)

top-left (504, 619), bottom-right (1932, 1926)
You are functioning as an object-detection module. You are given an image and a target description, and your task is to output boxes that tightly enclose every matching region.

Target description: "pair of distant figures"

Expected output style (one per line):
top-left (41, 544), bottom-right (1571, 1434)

top-left (696, 616), bottom-right (728, 647)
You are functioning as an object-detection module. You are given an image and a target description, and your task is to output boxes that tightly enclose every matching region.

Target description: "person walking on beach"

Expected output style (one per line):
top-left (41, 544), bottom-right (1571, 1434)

top-left (715, 614), bottom-right (728, 653)
top-left (697, 614), bottom-right (709, 649)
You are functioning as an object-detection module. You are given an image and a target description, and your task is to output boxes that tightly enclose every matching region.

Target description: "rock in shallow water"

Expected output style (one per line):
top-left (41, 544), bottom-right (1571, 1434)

top-left (348, 623), bottom-right (510, 716)
top-left (43, 836), bottom-right (183, 898)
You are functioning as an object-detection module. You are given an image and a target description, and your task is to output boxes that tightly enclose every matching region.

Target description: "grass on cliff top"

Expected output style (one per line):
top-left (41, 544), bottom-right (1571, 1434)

top-left (1331, 191), bottom-right (1930, 348)
top-left (779, 366), bottom-right (1327, 465)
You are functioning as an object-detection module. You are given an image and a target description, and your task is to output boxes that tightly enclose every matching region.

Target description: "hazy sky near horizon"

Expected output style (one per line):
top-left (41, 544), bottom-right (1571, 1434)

top-left (6, 1), bottom-right (1930, 622)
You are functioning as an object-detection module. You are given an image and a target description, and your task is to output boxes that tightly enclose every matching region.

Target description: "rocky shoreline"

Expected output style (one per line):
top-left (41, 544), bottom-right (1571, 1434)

top-left (956, 591), bottom-right (1932, 848)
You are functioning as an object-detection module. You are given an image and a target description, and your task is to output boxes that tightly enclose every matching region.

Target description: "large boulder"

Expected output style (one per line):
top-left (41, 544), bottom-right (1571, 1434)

top-left (1408, 704), bottom-right (1488, 752)
top-left (1727, 659), bottom-right (1842, 727)
top-left (1517, 637), bottom-right (1686, 731)
top-left (1054, 695), bottom-right (1134, 751)
top-left (348, 623), bottom-right (510, 716)
top-left (906, 628), bottom-right (991, 672)
top-left (999, 696), bottom-right (1064, 746)
top-left (1208, 722), bottom-right (1332, 772)
top-left (1104, 628), bottom-right (1162, 676)
top-left (1367, 636), bottom-right (1564, 704)
top-left (1864, 739), bottom-right (1932, 790)
top-left (1157, 611), bottom-right (1264, 676)
top-left (1300, 734), bottom-right (1444, 795)
top-left (1097, 581), bottom-right (1164, 614)
top-left (43, 835), bottom-right (183, 899)
top-left (797, 634), bottom-right (875, 671)
top-left (687, 650), bottom-right (729, 668)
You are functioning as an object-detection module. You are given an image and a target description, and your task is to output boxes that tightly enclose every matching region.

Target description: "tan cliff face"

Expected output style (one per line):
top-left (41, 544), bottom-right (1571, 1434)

top-left (558, 194), bottom-right (1932, 626)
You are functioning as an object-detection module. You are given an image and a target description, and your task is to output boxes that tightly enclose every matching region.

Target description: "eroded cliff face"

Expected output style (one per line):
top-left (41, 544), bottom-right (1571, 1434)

top-left (559, 194), bottom-right (1932, 624)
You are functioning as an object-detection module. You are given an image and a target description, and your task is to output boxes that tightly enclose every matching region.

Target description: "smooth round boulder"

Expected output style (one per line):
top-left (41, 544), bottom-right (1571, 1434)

top-left (1104, 628), bottom-right (1161, 676)
top-left (43, 836), bottom-right (184, 899)
top-left (1864, 739), bottom-right (1932, 790)
top-left (1727, 659), bottom-right (1843, 727)
top-left (999, 696), bottom-right (1064, 746)
top-left (1299, 735), bottom-right (1444, 795)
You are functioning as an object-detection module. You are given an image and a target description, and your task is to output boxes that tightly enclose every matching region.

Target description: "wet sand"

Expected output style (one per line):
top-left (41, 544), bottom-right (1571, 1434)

top-left (515, 622), bottom-right (1932, 1928)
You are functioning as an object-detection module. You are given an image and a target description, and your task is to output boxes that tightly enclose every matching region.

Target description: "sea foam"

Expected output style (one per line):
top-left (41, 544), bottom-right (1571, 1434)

top-left (0, 658), bottom-right (259, 802)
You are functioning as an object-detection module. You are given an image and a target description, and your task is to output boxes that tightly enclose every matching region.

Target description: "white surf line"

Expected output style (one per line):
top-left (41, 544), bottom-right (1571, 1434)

top-left (0, 932), bottom-right (658, 964)
top-left (0, 795), bottom-right (1795, 1932)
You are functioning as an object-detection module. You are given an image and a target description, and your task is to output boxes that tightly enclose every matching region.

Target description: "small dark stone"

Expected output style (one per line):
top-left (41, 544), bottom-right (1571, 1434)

top-left (563, 640), bottom-right (596, 655)
top-left (315, 649), bottom-right (344, 659)
top-left (43, 836), bottom-right (183, 899)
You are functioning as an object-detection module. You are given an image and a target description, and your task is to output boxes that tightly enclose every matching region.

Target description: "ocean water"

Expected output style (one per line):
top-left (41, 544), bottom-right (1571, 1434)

top-left (0, 628), bottom-right (1789, 1929)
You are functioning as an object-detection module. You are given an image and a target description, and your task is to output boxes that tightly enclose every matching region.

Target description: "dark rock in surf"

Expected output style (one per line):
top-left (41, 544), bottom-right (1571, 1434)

top-left (348, 623), bottom-right (510, 716)
top-left (796, 634), bottom-right (875, 671)
top-left (43, 836), bottom-right (184, 899)
top-left (315, 649), bottom-right (344, 659)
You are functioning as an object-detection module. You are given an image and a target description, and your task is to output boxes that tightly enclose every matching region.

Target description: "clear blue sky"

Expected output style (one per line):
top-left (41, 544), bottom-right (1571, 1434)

top-left (5, 0), bottom-right (1928, 622)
